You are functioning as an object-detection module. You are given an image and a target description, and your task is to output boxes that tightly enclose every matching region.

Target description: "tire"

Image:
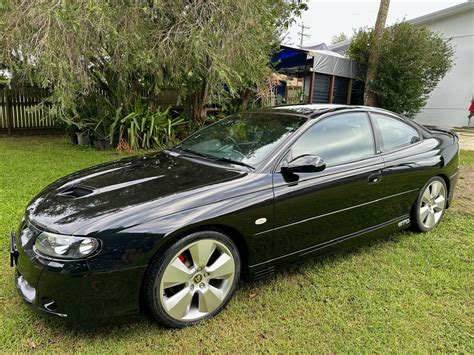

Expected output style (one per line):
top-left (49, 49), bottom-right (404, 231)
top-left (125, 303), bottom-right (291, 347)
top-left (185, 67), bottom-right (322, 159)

top-left (144, 230), bottom-right (241, 328)
top-left (411, 176), bottom-right (448, 232)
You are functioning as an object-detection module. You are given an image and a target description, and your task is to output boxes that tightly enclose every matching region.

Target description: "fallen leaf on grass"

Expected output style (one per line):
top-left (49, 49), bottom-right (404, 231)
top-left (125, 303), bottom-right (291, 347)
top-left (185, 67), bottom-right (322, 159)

top-left (26, 339), bottom-right (36, 349)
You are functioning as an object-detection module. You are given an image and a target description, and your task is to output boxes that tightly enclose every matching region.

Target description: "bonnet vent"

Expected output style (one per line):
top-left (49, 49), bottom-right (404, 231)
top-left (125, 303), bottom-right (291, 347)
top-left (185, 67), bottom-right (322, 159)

top-left (58, 186), bottom-right (94, 198)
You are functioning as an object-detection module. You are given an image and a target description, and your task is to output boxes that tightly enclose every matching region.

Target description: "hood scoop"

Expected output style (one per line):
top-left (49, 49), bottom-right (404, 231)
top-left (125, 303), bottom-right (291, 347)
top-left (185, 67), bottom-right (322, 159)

top-left (58, 186), bottom-right (94, 198)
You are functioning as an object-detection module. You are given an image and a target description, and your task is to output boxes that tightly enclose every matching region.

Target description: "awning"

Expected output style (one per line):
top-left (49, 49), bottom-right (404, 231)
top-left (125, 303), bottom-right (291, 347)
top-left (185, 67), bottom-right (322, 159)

top-left (273, 45), bottom-right (359, 79)
top-left (311, 50), bottom-right (358, 79)
top-left (271, 46), bottom-right (312, 70)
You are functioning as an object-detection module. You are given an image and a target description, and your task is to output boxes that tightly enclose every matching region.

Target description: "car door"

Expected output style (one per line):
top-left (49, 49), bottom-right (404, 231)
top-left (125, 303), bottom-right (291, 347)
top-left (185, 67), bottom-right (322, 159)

top-left (271, 111), bottom-right (386, 259)
top-left (369, 112), bottom-right (436, 221)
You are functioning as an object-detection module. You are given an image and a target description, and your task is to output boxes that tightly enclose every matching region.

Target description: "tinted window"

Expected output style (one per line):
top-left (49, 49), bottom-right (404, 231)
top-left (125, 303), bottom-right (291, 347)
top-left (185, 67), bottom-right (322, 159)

top-left (177, 113), bottom-right (305, 166)
top-left (290, 112), bottom-right (375, 167)
top-left (373, 114), bottom-right (420, 151)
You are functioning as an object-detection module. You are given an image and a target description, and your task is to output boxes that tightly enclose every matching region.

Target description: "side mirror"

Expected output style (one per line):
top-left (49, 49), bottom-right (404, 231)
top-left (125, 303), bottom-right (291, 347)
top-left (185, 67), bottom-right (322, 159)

top-left (281, 154), bottom-right (326, 174)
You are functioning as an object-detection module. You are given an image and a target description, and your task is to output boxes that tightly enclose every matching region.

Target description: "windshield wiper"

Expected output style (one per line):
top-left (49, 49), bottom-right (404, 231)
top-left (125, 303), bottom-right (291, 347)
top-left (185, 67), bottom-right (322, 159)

top-left (214, 157), bottom-right (255, 170)
top-left (175, 148), bottom-right (218, 160)
top-left (174, 148), bottom-right (254, 170)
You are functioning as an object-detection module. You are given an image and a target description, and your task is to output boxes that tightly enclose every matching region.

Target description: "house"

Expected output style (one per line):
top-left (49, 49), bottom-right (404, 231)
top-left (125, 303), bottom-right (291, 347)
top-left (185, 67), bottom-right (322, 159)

top-left (410, 1), bottom-right (473, 128)
top-left (272, 45), bottom-right (364, 106)
top-left (329, 0), bottom-right (474, 128)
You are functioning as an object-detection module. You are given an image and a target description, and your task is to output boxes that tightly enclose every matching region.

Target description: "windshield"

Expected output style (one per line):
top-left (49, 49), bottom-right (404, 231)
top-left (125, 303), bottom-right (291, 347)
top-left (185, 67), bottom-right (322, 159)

top-left (176, 112), bottom-right (306, 166)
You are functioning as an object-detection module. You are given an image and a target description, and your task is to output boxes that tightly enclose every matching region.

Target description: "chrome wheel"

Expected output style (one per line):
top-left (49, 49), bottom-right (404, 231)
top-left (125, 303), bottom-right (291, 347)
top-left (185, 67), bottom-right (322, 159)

top-left (419, 180), bottom-right (446, 229)
top-left (158, 239), bottom-right (236, 321)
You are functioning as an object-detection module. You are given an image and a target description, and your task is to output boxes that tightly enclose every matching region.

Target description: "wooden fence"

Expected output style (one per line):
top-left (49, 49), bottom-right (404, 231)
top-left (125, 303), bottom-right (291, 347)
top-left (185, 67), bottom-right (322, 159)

top-left (0, 87), bottom-right (182, 134)
top-left (0, 87), bottom-right (56, 133)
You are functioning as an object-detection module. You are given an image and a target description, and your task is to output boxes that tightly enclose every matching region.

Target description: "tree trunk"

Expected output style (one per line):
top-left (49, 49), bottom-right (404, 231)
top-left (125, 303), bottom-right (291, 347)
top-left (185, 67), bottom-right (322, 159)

top-left (190, 79), bottom-right (209, 123)
top-left (240, 88), bottom-right (251, 110)
top-left (364, 0), bottom-right (390, 106)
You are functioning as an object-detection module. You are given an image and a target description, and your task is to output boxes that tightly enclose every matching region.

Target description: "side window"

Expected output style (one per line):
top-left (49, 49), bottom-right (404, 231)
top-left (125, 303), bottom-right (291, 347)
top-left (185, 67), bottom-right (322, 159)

top-left (372, 114), bottom-right (420, 151)
top-left (290, 112), bottom-right (375, 167)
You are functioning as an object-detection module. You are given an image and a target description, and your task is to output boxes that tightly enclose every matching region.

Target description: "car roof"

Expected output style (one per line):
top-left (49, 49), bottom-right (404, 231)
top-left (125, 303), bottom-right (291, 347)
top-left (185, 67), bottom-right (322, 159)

top-left (258, 104), bottom-right (432, 138)
top-left (257, 104), bottom-right (384, 118)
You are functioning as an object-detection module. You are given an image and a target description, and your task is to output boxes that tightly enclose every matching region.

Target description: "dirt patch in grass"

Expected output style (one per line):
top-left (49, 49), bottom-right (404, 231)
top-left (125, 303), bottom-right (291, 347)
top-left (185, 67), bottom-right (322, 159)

top-left (458, 131), bottom-right (474, 151)
top-left (451, 166), bottom-right (474, 214)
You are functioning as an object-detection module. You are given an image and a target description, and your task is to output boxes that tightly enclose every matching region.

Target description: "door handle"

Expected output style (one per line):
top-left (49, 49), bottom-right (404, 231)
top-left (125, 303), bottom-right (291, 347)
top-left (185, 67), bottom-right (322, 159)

top-left (368, 171), bottom-right (382, 184)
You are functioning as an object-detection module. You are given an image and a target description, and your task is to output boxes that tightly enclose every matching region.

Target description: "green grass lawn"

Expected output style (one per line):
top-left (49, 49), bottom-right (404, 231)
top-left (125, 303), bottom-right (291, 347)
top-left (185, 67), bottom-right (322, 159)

top-left (0, 135), bottom-right (473, 353)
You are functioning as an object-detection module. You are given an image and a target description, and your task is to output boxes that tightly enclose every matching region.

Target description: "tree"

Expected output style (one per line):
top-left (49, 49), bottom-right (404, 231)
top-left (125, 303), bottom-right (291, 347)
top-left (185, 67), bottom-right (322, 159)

top-left (1, 2), bottom-right (156, 119)
top-left (0, 1), bottom-right (307, 123)
top-left (331, 33), bottom-right (348, 44)
top-left (364, 0), bottom-right (390, 106)
top-left (0, 73), bottom-right (7, 85)
top-left (348, 22), bottom-right (453, 117)
top-left (153, 0), bottom-right (306, 121)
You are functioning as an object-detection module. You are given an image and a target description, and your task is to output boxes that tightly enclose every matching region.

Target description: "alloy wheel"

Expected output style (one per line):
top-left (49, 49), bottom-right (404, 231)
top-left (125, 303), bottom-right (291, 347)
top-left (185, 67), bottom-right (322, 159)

top-left (158, 239), bottom-right (236, 321)
top-left (419, 180), bottom-right (446, 229)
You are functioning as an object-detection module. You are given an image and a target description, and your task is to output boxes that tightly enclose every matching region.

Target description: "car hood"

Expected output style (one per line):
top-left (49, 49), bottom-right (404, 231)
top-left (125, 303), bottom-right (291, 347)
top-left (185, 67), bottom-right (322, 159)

top-left (26, 151), bottom-right (247, 235)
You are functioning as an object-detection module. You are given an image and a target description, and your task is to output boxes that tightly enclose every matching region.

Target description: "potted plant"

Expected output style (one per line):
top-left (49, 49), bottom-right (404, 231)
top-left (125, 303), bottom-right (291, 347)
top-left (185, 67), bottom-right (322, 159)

top-left (60, 115), bottom-right (92, 146)
top-left (92, 116), bottom-right (112, 150)
top-left (76, 129), bottom-right (91, 146)
top-left (64, 124), bottom-right (79, 145)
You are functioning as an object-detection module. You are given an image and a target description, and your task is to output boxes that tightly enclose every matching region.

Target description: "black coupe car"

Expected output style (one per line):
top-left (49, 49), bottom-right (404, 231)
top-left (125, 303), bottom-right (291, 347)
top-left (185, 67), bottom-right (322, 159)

top-left (11, 104), bottom-right (459, 328)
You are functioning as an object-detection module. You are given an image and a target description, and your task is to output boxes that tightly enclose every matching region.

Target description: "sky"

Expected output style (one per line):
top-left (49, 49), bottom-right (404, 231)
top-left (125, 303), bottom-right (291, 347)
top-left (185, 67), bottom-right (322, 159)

top-left (285, 0), bottom-right (467, 47)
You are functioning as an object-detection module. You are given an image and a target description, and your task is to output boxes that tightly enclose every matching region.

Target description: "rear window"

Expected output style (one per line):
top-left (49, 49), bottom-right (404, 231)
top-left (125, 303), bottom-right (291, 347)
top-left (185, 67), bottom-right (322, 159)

top-left (373, 114), bottom-right (420, 151)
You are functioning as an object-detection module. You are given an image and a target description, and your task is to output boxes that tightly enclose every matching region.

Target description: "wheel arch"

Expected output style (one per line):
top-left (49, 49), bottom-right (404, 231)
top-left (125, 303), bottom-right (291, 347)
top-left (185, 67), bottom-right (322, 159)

top-left (138, 223), bottom-right (250, 314)
top-left (168, 223), bottom-right (249, 271)
top-left (437, 173), bottom-right (451, 208)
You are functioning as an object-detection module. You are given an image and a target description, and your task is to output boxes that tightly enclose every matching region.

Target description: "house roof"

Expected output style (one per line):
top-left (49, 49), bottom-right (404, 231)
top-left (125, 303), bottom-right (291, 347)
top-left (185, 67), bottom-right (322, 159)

top-left (328, 39), bottom-right (351, 53)
top-left (409, 0), bottom-right (473, 26)
top-left (328, 0), bottom-right (474, 53)
top-left (301, 43), bottom-right (330, 51)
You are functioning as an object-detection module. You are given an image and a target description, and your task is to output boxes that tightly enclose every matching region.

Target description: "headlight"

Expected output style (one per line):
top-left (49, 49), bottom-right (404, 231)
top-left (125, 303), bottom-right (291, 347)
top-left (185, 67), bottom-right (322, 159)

top-left (34, 232), bottom-right (99, 259)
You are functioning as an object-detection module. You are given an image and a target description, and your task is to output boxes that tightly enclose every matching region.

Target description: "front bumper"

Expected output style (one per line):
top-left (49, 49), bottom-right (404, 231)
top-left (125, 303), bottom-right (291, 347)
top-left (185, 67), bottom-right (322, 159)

top-left (11, 225), bottom-right (146, 323)
top-left (15, 270), bottom-right (67, 318)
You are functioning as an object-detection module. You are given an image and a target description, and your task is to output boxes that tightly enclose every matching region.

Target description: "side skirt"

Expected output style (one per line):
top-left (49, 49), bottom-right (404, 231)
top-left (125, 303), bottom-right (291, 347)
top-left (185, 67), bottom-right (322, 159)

top-left (248, 215), bottom-right (411, 280)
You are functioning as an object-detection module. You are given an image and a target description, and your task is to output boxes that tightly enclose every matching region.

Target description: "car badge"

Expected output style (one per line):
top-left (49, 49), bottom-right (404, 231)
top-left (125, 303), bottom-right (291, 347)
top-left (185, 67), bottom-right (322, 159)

top-left (398, 219), bottom-right (410, 227)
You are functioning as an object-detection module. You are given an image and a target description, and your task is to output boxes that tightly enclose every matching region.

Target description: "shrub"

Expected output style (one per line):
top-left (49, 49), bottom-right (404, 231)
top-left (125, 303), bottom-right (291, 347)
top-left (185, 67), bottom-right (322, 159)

top-left (110, 104), bottom-right (185, 151)
top-left (348, 22), bottom-right (454, 118)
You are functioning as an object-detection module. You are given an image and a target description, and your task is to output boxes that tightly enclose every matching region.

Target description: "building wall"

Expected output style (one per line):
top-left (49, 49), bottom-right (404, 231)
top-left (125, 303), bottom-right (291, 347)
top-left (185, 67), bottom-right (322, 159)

top-left (414, 8), bottom-right (474, 128)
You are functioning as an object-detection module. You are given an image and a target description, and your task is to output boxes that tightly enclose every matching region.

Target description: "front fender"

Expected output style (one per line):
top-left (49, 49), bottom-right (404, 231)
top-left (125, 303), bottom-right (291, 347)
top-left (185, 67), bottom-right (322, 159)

top-left (121, 187), bottom-right (275, 268)
top-left (87, 184), bottom-right (275, 273)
